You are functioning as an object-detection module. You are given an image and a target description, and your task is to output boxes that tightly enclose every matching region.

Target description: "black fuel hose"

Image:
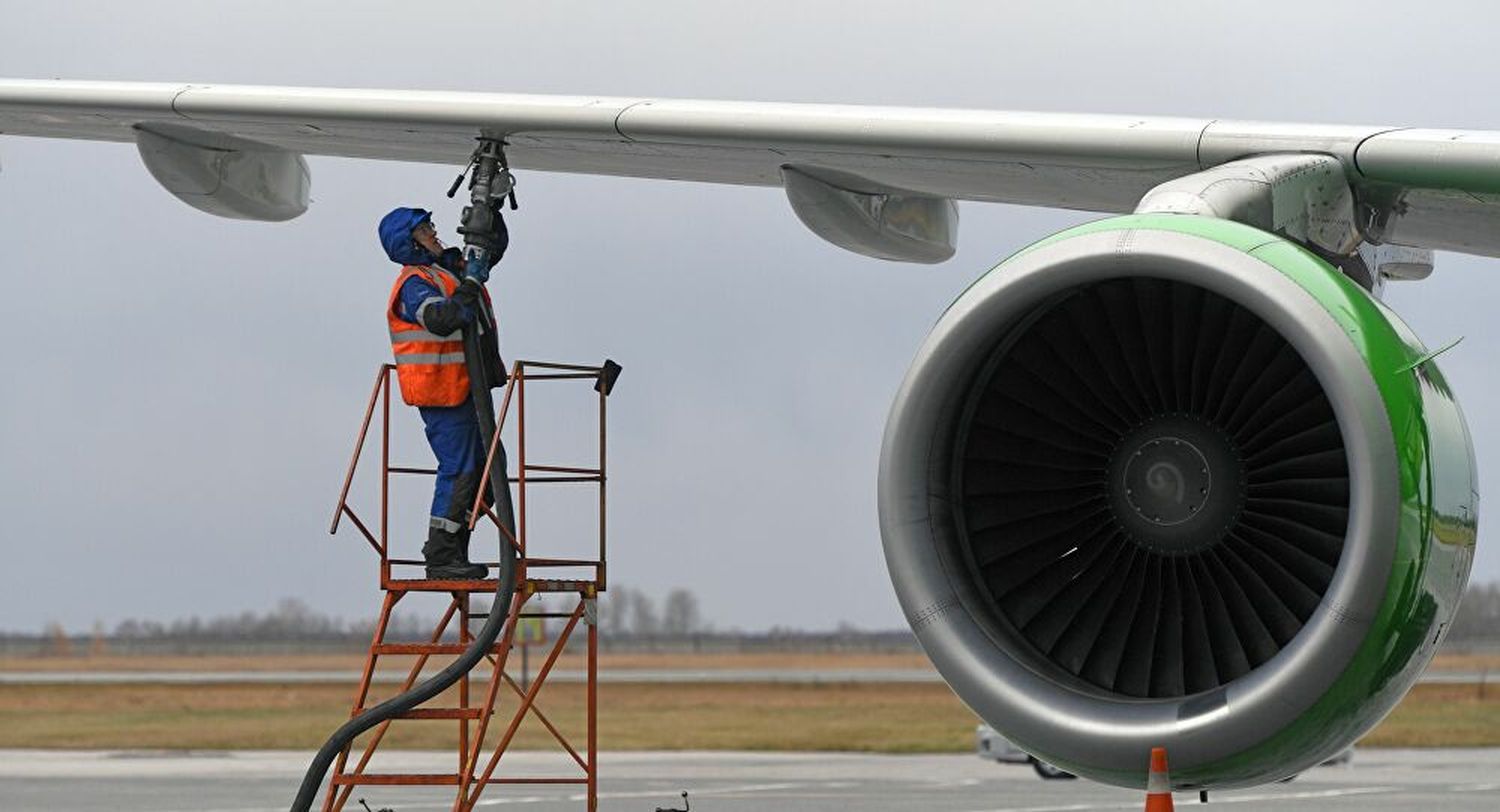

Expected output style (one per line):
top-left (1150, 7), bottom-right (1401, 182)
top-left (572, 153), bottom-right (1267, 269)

top-left (290, 316), bottom-right (516, 812)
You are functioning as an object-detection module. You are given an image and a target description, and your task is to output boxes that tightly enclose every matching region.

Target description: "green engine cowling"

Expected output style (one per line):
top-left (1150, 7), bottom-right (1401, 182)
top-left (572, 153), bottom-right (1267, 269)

top-left (879, 214), bottom-right (1477, 789)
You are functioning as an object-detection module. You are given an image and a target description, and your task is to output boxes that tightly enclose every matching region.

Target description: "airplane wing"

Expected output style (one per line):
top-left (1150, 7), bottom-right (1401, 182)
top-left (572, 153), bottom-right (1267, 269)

top-left (3, 79), bottom-right (1500, 260)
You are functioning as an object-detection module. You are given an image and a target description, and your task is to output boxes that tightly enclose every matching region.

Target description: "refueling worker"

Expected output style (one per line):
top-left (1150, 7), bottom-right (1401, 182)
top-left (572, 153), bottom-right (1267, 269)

top-left (378, 205), bottom-right (516, 580)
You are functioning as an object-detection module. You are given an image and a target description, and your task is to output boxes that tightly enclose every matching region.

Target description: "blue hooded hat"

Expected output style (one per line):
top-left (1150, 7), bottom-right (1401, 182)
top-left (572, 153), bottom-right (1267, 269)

top-left (378, 207), bottom-right (436, 266)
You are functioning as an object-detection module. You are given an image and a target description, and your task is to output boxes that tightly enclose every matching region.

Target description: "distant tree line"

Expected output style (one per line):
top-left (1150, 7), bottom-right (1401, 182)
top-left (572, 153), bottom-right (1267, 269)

top-left (4, 581), bottom-right (1498, 657)
top-left (0, 587), bottom-right (919, 656)
top-left (0, 598), bottom-right (445, 656)
top-left (1450, 581), bottom-right (1500, 643)
top-left (107, 598), bottom-right (431, 643)
top-left (597, 585), bottom-right (706, 638)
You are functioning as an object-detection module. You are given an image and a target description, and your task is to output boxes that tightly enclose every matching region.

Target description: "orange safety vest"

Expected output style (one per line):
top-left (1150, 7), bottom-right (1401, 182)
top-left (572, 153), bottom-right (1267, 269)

top-left (386, 265), bottom-right (493, 407)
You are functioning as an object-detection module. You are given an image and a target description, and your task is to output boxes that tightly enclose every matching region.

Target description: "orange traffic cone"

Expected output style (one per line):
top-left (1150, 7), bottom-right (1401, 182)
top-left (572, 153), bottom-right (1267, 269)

top-left (1144, 747), bottom-right (1173, 811)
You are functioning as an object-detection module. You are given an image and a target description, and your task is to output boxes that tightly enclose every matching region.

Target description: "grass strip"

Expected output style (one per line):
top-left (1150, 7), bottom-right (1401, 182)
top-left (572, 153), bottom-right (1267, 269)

top-left (0, 681), bottom-right (1495, 751)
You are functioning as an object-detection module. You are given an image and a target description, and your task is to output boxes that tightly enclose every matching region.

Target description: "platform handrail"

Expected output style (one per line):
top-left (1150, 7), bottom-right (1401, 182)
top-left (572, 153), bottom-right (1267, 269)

top-left (467, 360), bottom-right (613, 587)
top-left (328, 359), bottom-right (613, 587)
top-left (329, 364), bottom-right (393, 536)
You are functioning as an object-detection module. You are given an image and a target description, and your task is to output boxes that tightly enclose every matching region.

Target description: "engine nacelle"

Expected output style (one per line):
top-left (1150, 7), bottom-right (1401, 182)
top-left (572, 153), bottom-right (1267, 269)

top-left (880, 214), bottom-right (1476, 789)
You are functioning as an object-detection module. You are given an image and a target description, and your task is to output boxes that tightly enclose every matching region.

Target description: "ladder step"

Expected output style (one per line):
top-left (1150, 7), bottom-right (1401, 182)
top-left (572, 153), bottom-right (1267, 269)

top-left (529, 579), bottom-right (595, 593)
top-left (371, 643), bottom-right (506, 655)
top-left (384, 578), bottom-right (503, 593)
top-left (331, 773), bottom-right (460, 786)
top-left (466, 611), bottom-right (583, 620)
top-left (381, 577), bottom-right (598, 594)
top-left (330, 773), bottom-right (569, 786)
top-left (355, 707), bottom-right (483, 720)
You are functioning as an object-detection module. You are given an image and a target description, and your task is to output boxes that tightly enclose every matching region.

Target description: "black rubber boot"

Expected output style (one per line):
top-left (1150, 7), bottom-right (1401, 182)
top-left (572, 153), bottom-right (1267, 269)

top-left (455, 527), bottom-right (489, 578)
top-left (423, 526), bottom-right (486, 580)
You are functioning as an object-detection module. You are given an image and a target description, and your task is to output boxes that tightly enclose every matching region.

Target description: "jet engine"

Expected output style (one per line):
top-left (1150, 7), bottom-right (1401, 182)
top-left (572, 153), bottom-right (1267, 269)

top-left (879, 214), bottom-right (1477, 789)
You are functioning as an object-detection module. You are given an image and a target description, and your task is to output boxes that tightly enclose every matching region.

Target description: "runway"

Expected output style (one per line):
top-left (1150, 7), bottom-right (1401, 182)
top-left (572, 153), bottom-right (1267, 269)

top-left (0, 668), bottom-right (945, 685)
top-left (1, 749), bottom-right (1496, 811)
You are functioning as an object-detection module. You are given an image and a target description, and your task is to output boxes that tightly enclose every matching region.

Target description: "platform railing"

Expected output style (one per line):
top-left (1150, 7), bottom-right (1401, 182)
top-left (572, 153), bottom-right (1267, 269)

top-left (330, 360), bottom-right (612, 588)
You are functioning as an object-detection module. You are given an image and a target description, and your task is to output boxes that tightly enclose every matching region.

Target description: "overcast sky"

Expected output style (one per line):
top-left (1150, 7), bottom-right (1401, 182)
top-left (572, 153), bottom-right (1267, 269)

top-left (3, 1), bottom-right (1499, 633)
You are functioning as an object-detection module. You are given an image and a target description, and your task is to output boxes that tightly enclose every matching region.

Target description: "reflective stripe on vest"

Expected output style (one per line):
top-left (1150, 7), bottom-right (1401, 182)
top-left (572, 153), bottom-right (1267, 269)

top-left (395, 350), bottom-right (468, 365)
top-left (387, 265), bottom-right (470, 407)
top-left (389, 328), bottom-right (461, 343)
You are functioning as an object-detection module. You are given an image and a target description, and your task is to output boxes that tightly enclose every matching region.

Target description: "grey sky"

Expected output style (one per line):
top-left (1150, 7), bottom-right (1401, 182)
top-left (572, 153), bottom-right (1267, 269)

top-left (2, 1), bottom-right (1498, 633)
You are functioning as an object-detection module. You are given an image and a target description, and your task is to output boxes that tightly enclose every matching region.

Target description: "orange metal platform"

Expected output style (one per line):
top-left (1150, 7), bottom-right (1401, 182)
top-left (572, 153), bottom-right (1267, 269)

top-left (326, 361), bottom-right (612, 812)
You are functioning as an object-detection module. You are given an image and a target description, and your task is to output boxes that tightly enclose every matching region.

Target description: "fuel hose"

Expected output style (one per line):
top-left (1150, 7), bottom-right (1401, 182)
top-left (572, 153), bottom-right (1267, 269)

top-left (290, 316), bottom-right (516, 812)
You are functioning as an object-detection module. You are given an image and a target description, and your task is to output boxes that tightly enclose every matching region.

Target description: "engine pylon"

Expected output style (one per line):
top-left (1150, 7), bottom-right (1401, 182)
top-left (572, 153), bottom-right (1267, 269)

top-left (1145, 747), bottom-right (1173, 811)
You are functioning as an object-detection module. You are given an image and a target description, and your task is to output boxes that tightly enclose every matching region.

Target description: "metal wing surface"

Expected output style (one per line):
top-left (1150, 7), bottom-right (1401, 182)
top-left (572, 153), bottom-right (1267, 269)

top-left (3, 79), bottom-right (1500, 256)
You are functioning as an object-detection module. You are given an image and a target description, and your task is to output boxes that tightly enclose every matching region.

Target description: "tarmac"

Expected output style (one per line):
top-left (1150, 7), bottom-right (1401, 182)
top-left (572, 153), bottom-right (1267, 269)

top-left (0, 670), bottom-right (1490, 685)
top-left (0, 668), bottom-right (946, 684)
top-left (0, 748), bottom-right (1496, 812)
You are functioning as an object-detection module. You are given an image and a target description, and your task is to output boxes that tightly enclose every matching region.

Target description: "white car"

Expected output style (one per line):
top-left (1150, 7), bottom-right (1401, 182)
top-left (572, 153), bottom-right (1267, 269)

top-left (975, 725), bottom-right (1075, 779)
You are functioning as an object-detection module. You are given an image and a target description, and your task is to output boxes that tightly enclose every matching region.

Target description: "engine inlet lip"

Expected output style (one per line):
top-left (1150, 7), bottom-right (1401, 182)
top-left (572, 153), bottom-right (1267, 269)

top-left (879, 228), bottom-right (1400, 783)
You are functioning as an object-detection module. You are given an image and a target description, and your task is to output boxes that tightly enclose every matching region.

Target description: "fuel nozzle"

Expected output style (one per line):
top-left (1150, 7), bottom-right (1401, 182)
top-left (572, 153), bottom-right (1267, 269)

top-left (457, 138), bottom-right (517, 261)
